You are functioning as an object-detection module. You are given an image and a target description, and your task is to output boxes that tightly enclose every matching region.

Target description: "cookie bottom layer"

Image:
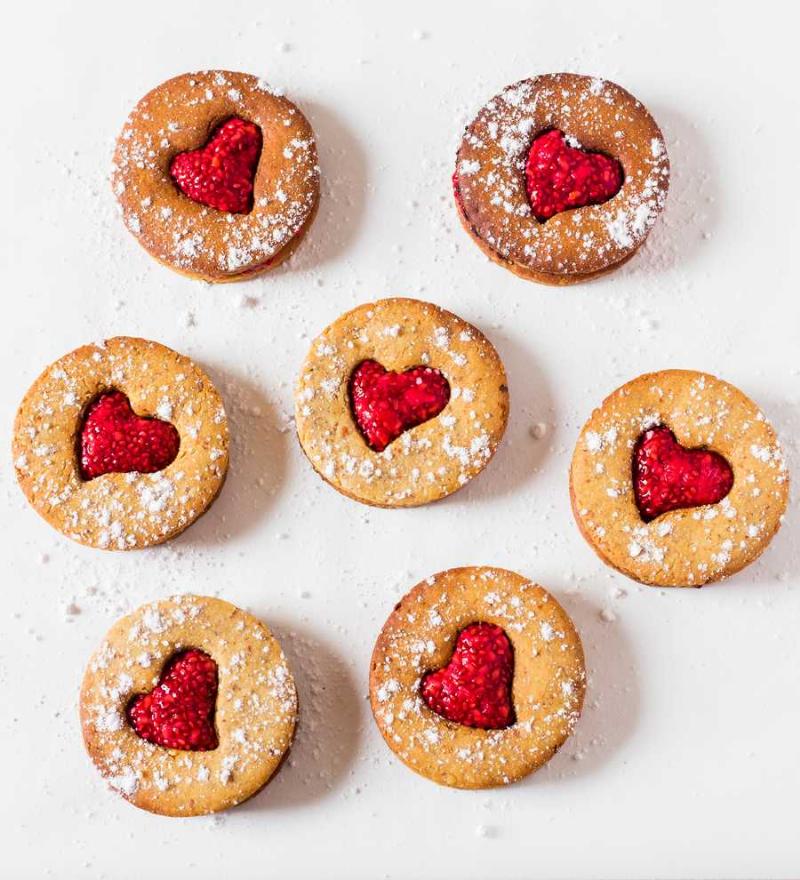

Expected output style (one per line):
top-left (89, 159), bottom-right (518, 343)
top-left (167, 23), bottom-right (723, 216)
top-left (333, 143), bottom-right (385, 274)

top-left (456, 203), bottom-right (639, 286)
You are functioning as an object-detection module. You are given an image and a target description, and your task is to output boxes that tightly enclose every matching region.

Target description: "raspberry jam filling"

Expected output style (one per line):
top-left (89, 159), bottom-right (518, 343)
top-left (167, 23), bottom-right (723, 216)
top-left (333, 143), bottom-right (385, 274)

top-left (525, 129), bottom-right (623, 222)
top-left (169, 117), bottom-right (262, 214)
top-left (633, 425), bottom-right (734, 522)
top-left (421, 622), bottom-right (515, 730)
top-left (349, 359), bottom-right (451, 453)
top-left (78, 390), bottom-right (180, 480)
top-left (127, 649), bottom-right (218, 751)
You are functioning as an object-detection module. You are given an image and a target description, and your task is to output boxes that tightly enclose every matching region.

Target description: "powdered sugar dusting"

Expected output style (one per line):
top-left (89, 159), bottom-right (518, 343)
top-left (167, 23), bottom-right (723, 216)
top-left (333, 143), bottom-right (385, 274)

top-left (81, 595), bottom-right (297, 814)
top-left (455, 73), bottom-right (669, 278)
top-left (371, 568), bottom-right (585, 787)
top-left (572, 371), bottom-right (789, 586)
top-left (111, 70), bottom-right (319, 279)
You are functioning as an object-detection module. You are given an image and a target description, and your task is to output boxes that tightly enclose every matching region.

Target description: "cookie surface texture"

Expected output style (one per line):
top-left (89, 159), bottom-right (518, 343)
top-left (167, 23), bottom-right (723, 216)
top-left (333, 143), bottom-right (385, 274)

top-left (295, 298), bottom-right (509, 507)
top-left (80, 595), bottom-right (298, 816)
top-left (370, 566), bottom-right (586, 788)
top-left (13, 336), bottom-right (229, 550)
top-left (453, 73), bottom-right (669, 284)
top-left (112, 70), bottom-right (319, 281)
top-left (570, 370), bottom-right (789, 587)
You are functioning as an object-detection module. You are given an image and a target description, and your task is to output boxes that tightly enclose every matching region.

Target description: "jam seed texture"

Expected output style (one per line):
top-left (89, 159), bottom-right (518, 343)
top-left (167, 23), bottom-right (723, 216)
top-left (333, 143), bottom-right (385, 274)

top-left (421, 622), bottom-right (515, 730)
top-left (79, 391), bottom-right (180, 480)
top-left (633, 425), bottom-right (734, 522)
top-left (525, 129), bottom-right (623, 222)
top-left (127, 649), bottom-right (219, 751)
top-left (170, 117), bottom-right (262, 214)
top-left (349, 359), bottom-right (451, 453)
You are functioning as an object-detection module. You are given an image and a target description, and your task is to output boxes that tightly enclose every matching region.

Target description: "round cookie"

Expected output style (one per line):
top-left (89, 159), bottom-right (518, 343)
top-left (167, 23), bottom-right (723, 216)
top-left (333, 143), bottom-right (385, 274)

top-left (13, 336), bottom-right (229, 550)
top-left (112, 70), bottom-right (320, 282)
top-left (370, 567), bottom-right (585, 789)
top-left (295, 298), bottom-right (509, 507)
top-left (570, 370), bottom-right (789, 587)
top-left (453, 73), bottom-right (669, 285)
top-left (80, 595), bottom-right (297, 816)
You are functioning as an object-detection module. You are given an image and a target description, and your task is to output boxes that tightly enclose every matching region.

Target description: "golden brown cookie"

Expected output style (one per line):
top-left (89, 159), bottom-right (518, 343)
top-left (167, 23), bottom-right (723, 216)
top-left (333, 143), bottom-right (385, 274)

top-left (112, 70), bottom-right (320, 282)
top-left (453, 73), bottom-right (669, 285)
top-left (13, 336), bottom-right (228, 550)
top-left (370, 567), bottom-right (585, 789)
top-left (570, 370), bottom-right (789, 587)
top-left (295, 298), bottom-right (509, 507)
top-left (80, 595), bottom-right (297, 816)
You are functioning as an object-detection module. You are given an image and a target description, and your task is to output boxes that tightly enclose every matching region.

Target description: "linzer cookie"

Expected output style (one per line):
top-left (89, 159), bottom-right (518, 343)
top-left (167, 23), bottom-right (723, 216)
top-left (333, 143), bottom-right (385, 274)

top-left (80, 595), bottom-right (297, 816)
top-left (370, 567), bottom-right (585, 788)
top-left (294, 298), bottom-right (509, 507)
top-left (112, 70), bottom-right (320, 282)
top-left (13, 337), bottom-right (228, 550)
top-left (453, 73), bottom-right (669, 284)
top-left (570, 370), bottom-right (789, 587)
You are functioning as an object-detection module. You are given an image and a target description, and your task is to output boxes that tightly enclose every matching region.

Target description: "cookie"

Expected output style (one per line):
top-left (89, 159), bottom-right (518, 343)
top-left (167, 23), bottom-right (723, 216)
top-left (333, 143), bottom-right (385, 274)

top-left (453, 73), bottom-right (669, 284)
top-left (80, 595), bottom-right (298, 817)
top-left (13, 337), bottom-right (228, 550)
top-left (112, 70), bottom-right (320, 282)
top-left (295, 298), bottom-right (509, 507)
top-left (570, 370), bottom-right (789, 587)
top-left (369, 567), bottom-right (585, 789)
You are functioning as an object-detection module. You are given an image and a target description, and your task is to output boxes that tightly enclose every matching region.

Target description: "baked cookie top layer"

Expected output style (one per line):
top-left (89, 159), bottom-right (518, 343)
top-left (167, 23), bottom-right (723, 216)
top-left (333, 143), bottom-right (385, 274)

top-left (295, 298), bottom-right (509, 507)
top-left (80, 595), bottom-right (297, 816)
top-left (454, 73), bottom-right (669, 281)
top-left (112, 70), bottom-right (319, 281)
top-left (13, 336), bottom-right (228, 550)
top-left (370, 567), bottom-right (585, 788)
top-left (570, 370), bottom-right (789, 587)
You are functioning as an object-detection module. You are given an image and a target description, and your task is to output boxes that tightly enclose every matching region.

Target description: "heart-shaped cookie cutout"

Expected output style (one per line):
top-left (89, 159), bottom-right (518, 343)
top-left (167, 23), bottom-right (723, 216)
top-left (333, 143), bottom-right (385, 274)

top-left (525, 129), bottom-right (623, 222)
top-left (79, 390), bottom-right (180, 480)
top-left (633, 425), bottom-right (734, 522)
top-left (349, 359), bottom-right (450, 452)
top-left (421, 622), bottom-right (515, 729)
top-left (127, 649), bottom-right (218, 751)
top-left (169, 117), bottom-right (262, 213)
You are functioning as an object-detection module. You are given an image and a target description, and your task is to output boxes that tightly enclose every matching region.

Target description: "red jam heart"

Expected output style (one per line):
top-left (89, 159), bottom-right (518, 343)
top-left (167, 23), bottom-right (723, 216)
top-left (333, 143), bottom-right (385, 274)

top-left (169, 117), bottom-right (262, 213)
top-left (349, 359), bottom-right (450, 453)
top-left (127, 649), bottom-right (218, 751)
top-left (421, 622), bottom-right (515, 730)
top-left (633, 425), bottom-right (734, 522)
top-left (79, 390), bottom-right (180, 480)
top-left (525, 129), bottom-right (623, 222)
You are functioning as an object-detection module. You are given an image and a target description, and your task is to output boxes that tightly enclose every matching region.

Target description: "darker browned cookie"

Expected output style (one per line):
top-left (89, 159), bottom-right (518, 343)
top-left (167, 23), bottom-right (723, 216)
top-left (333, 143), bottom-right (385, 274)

top-left (112, 70), bottom-right (320, 281)
top-left (453, 73), bottom-right (669, 284)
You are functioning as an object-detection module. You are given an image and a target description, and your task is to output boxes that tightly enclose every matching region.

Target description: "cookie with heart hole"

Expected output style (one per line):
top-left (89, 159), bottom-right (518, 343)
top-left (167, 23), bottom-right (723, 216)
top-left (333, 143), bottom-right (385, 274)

top-left (80, 594), bottom-right (297, 816)
top-left (370, 567), bottom-right (585, 788)
top-left (12, 336), bottom-right (228, 550)
top-left (294, 298), bottom-right (509, 507)
top-left (112, 70), bottom-right (320, 282)
top-left (453, 73), bottom-right (670, 285)
top-left (570, 370), bottom-right (789, 587)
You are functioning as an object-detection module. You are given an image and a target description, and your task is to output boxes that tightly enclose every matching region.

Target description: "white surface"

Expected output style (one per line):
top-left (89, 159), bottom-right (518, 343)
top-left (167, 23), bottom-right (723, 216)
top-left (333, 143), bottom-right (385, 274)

top-left (1, 1), bottom-right (798, 878)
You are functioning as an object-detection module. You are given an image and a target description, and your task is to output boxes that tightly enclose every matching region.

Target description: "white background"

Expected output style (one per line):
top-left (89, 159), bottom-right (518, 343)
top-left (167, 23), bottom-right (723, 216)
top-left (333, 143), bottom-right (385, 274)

top-left (1, 1), bottom-right (798, 878)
